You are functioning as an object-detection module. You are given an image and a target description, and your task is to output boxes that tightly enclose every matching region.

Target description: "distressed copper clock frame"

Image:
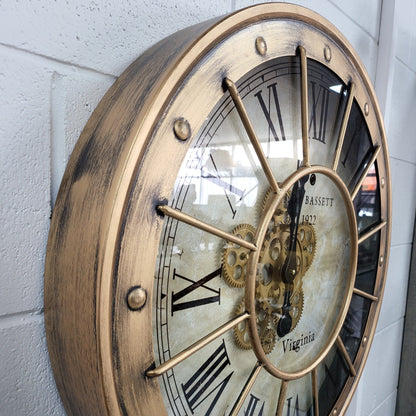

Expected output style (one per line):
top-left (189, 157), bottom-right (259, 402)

top-left (45, 3), bottom-right (391, 416)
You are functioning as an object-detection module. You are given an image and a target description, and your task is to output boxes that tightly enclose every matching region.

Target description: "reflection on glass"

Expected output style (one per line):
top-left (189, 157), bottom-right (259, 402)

top-left (317, 98), bottom-right (381, 414)
top-left (341, 295), bottom-right (372, 361)
top-left (317, 344), bottom-right (349, 415)
top-left (337, 100), bottom-right (373, 192)
top-left (355, 164), bottom-right (381, 294)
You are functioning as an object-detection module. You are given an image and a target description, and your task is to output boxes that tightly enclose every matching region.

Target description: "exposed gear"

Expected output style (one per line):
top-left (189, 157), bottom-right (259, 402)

top-left (222, 224), bottom-right (256, 288)
top-left (297, 223), bottom-right (316, 272)
top-left (260, 328), bottom-right (276, 354)
top-left (233, 298), bottom-right (277, 354)
top-left (259, 224), bottom-right (316, 287)
top-left (228, 187), bottom-right (316, 354)
top-left (262, 187), bottom-right (291, 227)
top-left (233, 299), bottom-right (252, 350)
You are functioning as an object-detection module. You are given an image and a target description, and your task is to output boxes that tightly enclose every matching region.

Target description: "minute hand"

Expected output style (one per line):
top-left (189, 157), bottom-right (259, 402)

top-left (282, 175), bottom-right (309, 283)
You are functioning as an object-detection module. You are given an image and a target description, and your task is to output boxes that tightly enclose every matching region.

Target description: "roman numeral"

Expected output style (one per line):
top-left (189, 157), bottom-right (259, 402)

top-left (309, 82), bottom-right (330, 143)
top-left (201, 154), bottom-right (245, 219)
top-left (182, 340), bottom-right (233, 415)
top-left (286, 395), bottom-right (301, 416)
top-left (285, 394), bottom-right (314, 416)
top-left (171, 268), bottom-right (221, 315)
top-left (255, 83), bottom-right (286, 142)
top-left (245, 394), bottom-right (265, 416)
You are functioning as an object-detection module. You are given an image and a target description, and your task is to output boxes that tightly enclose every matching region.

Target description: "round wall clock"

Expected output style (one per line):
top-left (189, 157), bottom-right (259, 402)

top-left (45, 3), bottom-right (391, 416)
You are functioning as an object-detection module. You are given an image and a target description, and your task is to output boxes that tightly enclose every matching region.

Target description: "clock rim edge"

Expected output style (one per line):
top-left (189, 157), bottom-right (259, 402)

top-left (44, 4), bottom-right (392, 416)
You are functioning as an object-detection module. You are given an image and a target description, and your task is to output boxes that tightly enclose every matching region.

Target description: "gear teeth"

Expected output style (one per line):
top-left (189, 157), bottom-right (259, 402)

top-left (227, 185), bottom-right (316, 354)
top-left (222, 224), bottom-right (255, 288)
top-left (273, 289), bottom-right (304, 333)
top-left (233, 299), bottom-right (251, 350)
top-left (262, 187), bottom-right (274, 211)
top-left (290, 289), bottom-right (304, 332)
top-left (262, 187), bottom-right (292, 227)
top-left (298, 223), bottom-right (316, 273)
top-left (260, 328), bottom-right (276, 355)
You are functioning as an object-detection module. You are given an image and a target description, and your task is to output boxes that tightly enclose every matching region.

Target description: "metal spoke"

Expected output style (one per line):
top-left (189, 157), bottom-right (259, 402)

top-left (299, 46), bottom-right (310, 167)
top-left (229, 362), bottom-right (263, 416)
top-left (358, 221), bottom-right (386, 245)
top-left (312, 368), bottom-right (319, 416)
top-left (224, 77), bottom-right (280, 193)
top-left (336, 335), bottom-right (356, 377)
top-left (158, 205), bottom-right (257, 251)
top-left (147, 312), bottom-right (249, 377)
top-left (275, 380), bottom-right (288, 416)
top-left (332, 82), bottom-right (355, 171)
top-left (351, 145), bottom-right (381, 200)
top-left (353, 287), bottom-right (379, 302)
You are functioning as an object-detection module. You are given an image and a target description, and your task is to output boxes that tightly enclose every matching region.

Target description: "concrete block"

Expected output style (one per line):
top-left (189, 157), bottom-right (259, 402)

top-left (390, 158), bottom-right (416, 246)
top-left (368, 391), bottom-right (397, 416)
top-left (50, 69), bottom-right (116, 204)
top-left (378, 244), bottom-right (412, 331)
top-left (0, 47), bottom-right (52, 315)
top-left (388, 59), bottom-right (416, 163)
top-left (0, 1), bottom-right (232, 76)
top-left (396, 0), bottom-right (416, 71)
top-left (360, 320), bottom-right (403, 416)
top-left (0, 314), bottom-right (65, 416)
top-left (328, 0), bottom-right (382, 42)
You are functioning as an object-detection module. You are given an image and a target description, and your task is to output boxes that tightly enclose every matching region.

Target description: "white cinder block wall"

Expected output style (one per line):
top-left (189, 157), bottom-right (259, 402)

top-left (0, 1), bottom-right (414, 415)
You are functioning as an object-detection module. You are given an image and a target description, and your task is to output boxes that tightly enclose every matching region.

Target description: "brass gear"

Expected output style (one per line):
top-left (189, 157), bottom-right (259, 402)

top-left (233, 299), bottom-right (251, 350)
top-left (262, 187), bottom-right (291, 226)
top-left (233, 298), bottom-right (277, 354)
top-left (255, 222), bottom-right (310, 336)
top-left (273, 289), bottom-right (304, 336)
top-left (297, 223), bottom-right (316, 273)
top-left (260, 328), bottom-right (276, 355)
top-left (261, 187), bottom-right (317, 274)
top-left (227, 187), bottom-right (316, 352)
top-left (222, 224), bottom-right (256, 288)
top-left (289, 288), bottom-right (304, 332)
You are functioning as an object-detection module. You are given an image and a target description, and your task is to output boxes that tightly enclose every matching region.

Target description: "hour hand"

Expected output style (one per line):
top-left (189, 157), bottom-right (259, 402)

top-left (276, 289), bottom-right (293, 337)
top-left (282, 175), bottom-right (309, 283)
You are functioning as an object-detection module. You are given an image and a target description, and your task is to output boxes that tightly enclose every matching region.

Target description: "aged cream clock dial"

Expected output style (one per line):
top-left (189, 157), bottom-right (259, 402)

top-left (45, 3), bottom-right (391, 416)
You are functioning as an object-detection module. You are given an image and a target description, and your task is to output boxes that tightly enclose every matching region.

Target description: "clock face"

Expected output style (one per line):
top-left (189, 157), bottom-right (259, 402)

top-left (152, 56), bottom-right (380, 415)
top-left (44, 5), bottom-right (391, 416)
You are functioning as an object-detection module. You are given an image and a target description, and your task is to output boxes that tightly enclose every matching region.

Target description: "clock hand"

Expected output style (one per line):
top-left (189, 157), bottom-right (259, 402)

top-left (282, 174), bottom-right (309, 283)
top-left (276, 288), bottom-right (293, 337)
top-left (276, 174), bottom-right (309, 338)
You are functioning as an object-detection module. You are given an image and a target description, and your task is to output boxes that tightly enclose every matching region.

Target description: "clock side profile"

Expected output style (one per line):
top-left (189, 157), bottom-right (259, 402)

top-left (44, 4), bottom-right (391, 416)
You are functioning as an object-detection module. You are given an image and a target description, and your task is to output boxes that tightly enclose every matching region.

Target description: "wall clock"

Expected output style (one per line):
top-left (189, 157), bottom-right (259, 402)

top-left (45, 3), bottom-right (391, 416)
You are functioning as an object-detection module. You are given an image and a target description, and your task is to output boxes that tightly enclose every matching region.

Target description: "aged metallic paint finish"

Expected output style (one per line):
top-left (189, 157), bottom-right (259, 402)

top-left (45, 4), bottom-right (391, 416)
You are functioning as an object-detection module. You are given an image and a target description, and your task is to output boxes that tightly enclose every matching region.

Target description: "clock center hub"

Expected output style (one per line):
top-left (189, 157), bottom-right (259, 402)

top-left (240, 166), bottom-right (358, 379)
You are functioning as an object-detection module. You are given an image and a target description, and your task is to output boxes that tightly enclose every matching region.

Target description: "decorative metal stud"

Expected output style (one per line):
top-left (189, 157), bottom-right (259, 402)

top-left (379, 255), bottom-right (384, 267)
top-left (255, 36), bottom-right (267, 56)
top-left (173, 118), bottom-right (191, 141)
top-left (127, 286), bottom-right (147, 311)
top-left (324, 45), bottom-right (332, 62)
top-left (381, 177), bottom-right (385, 188)
top-left (363, 336), bottom-right (368, 345)
top-left (333, 409), bottom-right (338, 415)
top-left (364, 103), bottom-right (369, 116)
